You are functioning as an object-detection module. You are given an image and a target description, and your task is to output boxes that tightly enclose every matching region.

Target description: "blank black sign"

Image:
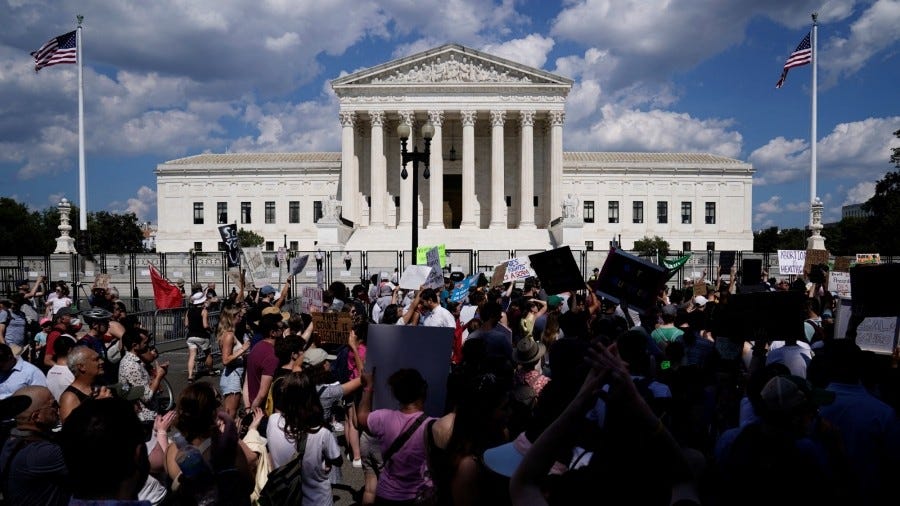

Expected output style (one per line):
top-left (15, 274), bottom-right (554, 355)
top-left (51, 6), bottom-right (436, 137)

top-left (528, 246), bottom-right (585, 296)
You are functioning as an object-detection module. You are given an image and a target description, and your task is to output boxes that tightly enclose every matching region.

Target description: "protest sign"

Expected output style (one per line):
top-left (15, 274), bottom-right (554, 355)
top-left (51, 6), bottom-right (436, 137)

top-left (803, 249), bottom-right (829, 276)
top-left (693, 283), bottom-right (708, 297)
top-left (399, 265), bottom-right (434, 290)
top-left (217, 224), bottom-right (240, 267)
top-left (777, 250), bottom-right (805, 275)
top-left (311, 311), bottom-right (353, 345)
top-left (366, 324), bottom-right (454, 416)
top-left (416, 244), bottom-right (447, 267)
top-left (589, 247), bottom-right (668, 315)
top-left (719, 251), bottom-right (736, 271)
top-left (834, 297), bottom-right (899, 355)
top-left (277, 247), bottom-right (287, 265)
top-left (833, 256), bottom-right (853, 272)
top-left (856, 253), bottom-right (880, 265)
top-left (242, 247), bottom-right (267, 287)
top-left (289, 255), bottom-right (309, 277)
top-left (424, 247), bottom-right (444, 289)
top-left (712, 290), bottom-right (806, 341)
top-left (490, 262), bottom-right (507, 287)
top-left (302, 286), bottom-right (323, 313)
top-left (504, 256), bottom-right (535, 282)
top-left (449, 274), bottom-right (478, 303)
top-left (828, 271), bottom-right (851, 297)
top-left (741, 258), bottom-right (762, 285)
top-left (850, 263), bottom-right (900, 317)
top-left (528, 246), bottom-right (584, 296)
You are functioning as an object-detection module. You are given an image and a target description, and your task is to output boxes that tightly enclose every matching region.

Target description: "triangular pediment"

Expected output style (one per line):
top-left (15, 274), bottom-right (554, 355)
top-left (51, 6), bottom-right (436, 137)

top-left (332, 44), bottom-right (572, 88)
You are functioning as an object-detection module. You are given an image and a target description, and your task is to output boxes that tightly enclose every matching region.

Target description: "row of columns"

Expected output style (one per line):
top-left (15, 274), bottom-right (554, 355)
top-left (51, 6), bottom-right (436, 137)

top-left (339, 108), bottom-right (565, 229)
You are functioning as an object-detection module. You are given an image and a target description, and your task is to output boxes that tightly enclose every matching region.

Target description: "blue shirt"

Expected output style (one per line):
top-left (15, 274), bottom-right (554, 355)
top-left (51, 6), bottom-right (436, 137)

top-left (0, 358), bottom-right (48, 400)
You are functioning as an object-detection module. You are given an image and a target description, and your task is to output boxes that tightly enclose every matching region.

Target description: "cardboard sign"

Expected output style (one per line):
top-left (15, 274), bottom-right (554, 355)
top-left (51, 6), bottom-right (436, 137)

top-left (399, 265), bottom-right (434, 290)
top-left (365, 324), bottom-right (454, 417)
top-left (311, 311), bottom-right (353, 345)
top-left (302, 286), bottom-right (323, 313)
top-left (693, 283), bottom-right (708, 297)
top-left (490, 262), bottom-right (507, 287)
top-left (589, 247), bottom-right (669, 315)
top-left (290, 255), bottom-right (309, 277)
top-left (712, 290), bottom-right (806, 341)
top-left (833, 256), bottom-right (853, 272)
top-left (856, 253), bottom-right (880, 265)
top-left (242, 247), bottom-right (267, 287)
top-left (93, 273), bottom-right (111, 290)
top-left (719, 251), bottom-right (736, 271)
top-left (777, 250), bottom-right (805, 275)
top-left (850, 263), bottom-right (900, 317)
top-left (803, 249), bottom-right (829, 275)
top-left (834, 297), bottom-right (899, 355)
top-left (424, 247), bottom-right (444, 289)
top-left (829, 271), bottom-right (851, 297)
top-left (528, 246), bottom-right (585, 296)
top-left (416, 244), bottom-right (447, 267)
top-left (504, 257), bottom-right (535, 283)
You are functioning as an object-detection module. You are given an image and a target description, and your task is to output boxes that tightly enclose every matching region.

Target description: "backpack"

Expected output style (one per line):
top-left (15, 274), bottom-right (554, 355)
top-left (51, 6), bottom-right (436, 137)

top-left (331, 345), bottom-right (351, 384)
top-left (805, 319), bottom-right (825, 343)
top-left (258, 434), bottom-right (307, 506)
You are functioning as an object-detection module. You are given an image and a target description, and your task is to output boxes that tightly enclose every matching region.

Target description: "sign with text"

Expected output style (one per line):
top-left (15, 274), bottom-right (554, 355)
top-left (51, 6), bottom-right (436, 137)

top-left (503, 256), bottom-right (535, 283)
top-left (399, 265), bottom-right (434, 290)
top-left (242, 247), bottom-right (267, 287)
top-left (529, 246), bottom-right (585, 296)
top-left (311, 311), bottom-right (353, 345)
top-left (449, 274), bottom-right (478, 303)
top-left (833, 256), bottom-right (853, 273)
top-left (302, 286), bottom-right (323, 313)
top-left (834, 297), bottom-right (899, 355)
top-left (490, 262), bottom-right (507, 287)
top-left (856, 253), bottom-right (881, 265)
top-left (217, 224), bottom-right (240, 267)
top-left (828, 271), bottom-right (851, 297)
top-left (777, 250), bottom-right (806, 275)
top-left (365, 324), bottom-right (454, 416)
top-left (424, 247), bottom-right (445, 289)
top-left (416, 244), bottom-right (447, 267)
top-left (589, 247), bottom-right (669, 315)
top-left (803, 249), bottom-right (830, 276)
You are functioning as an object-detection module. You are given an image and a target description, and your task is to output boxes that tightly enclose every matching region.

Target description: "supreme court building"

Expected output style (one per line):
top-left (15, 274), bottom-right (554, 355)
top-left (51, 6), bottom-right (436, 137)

top-left (156, 44), bottom-right (754, 253)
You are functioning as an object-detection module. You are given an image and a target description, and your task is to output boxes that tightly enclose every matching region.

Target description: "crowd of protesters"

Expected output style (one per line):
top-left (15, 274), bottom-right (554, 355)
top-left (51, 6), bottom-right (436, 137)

top-left (1, 260), bottom-right (899, 506)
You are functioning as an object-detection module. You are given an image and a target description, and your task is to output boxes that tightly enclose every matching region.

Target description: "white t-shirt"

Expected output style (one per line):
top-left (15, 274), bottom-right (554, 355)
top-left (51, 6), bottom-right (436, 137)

top-left (46, 364), bottom-right (75, 401)
top-left (49, 296), bottom-right (73, 315)
top-left (420, 305), bottom-right (456, 328)
top-left (266, 415), bottom-right (341, 506)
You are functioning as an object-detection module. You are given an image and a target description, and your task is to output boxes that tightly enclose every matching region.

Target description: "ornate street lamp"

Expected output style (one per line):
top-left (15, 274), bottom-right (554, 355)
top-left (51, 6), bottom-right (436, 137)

top-left (398, 120), bottom-right (434, 264)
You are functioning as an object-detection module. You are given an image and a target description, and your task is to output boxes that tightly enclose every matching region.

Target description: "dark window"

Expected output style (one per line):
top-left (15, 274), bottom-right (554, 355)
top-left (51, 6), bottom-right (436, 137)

top-left (265, 241), bottom-right (274, 251)
top-left (632, 201), bottom-right (644, 224)
top-left (505, 195), bottom-right (512, 207)
top-left (313, 201), bottom-right (323, 223)
top-left (681, 201), bottom-right (692, 224)
top-left (707, 241), bottom-right (715, 251)
top-left (585, 241), bottom-right (594, 251)
top-left (289, 201), bottom-right (300, 223)
top-left (608, 201), bottom-right (619, 224)
top-left (682, 241), bottom-right (691, 252)
top-left (241, 202), bottom-right (251, 224)
top-left (533, 196), bottom-right (539, 207)
top-left (193, 241), bottom-right (202, 252)
top-left (657, 201), bottom-right (668, 224)
top-left (217, 202), bottom-right (227, 224)
top-left (583, 201), bottom-right (595, 223)
top-left (705, 202), bottom-right (716, 224)
top-left (265, 201), bottom-right (275, 224)
top-left (394, 196), bottom-right (401, 207)
top-left (193, 202), bottom-right (204, 225)
top-left (289, 241), bottom-right (298, 251)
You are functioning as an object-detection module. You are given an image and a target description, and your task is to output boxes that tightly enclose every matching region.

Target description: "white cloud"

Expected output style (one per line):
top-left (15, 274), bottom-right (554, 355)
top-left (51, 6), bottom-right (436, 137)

top-left (265, 32), bottom-right (301, 52)
top-left (125, 186), bottom-right (157, 220)
top-left (821, 0), bottom-right (900, 84)
top-left (843, 180), bottom-right (877, 205)
top-left (481, 34), bottom-right (555, 69)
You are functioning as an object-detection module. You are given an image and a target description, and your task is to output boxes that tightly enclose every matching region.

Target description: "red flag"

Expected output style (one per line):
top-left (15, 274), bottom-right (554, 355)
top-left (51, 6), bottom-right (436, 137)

top-left (149, 264), bottom-right (184, 310)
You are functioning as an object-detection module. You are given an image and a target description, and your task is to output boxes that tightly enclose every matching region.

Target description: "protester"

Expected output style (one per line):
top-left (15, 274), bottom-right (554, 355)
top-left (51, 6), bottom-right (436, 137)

top-left (0, 342), bottom-right (47, 401)
top-left (45, 336), bottom-right (76, 401)
top-left (186, 292), bottom-right (214, 382)
top-left (119, 327), bottom-right (169, 423)
top-left (58, 346), bottom-right (111, 422)
top-left (217, 305), bottom-right (250, 418)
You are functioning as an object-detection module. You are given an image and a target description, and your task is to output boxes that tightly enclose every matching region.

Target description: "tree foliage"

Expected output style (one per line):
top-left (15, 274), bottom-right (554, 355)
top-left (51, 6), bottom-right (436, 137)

top-left (633, 235), bottom-right (669, 258)
top-left (238, 228), bottom-right (265, 248)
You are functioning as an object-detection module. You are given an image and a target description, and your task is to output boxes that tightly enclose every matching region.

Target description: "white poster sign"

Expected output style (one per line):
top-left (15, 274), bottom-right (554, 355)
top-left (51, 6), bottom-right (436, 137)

top-left (302, 286), bottom-right (323, 313)
top-left (778, 250), bottom-right (806, 275)
top-left (399, 265), bottom-right (434, 290)
top-left (834, 297), bottom-right (899, 355)
top-left (503, 256), bottom-right (535, 282)
top-left (828, 271), bottom-right (851, 297)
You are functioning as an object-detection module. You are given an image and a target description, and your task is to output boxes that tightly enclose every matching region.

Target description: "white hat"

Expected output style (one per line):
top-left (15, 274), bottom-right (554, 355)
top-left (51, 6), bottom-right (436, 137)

top-left (190, 292), bottom-right (207, 305)
top-left (693, 295), bottom-right (708, 306)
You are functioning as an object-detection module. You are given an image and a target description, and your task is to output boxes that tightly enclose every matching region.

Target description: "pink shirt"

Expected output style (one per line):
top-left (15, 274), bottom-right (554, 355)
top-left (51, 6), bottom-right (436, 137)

top-left (348, 344), bottom-right (366, 380)
top-left (367, 409), bottom-right (433, 501)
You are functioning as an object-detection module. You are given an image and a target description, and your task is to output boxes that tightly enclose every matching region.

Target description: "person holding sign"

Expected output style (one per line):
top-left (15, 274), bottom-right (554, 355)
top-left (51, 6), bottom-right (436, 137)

top-left (402, 288), bottom-right (455, 328)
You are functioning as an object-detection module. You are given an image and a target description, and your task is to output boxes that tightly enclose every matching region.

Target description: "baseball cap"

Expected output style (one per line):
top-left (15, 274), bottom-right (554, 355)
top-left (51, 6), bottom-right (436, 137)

top-left (39, 317), bottom-right (52, 326)
top-left (760, 375), bottom-right (834, 415)
top-left (302, 347), bottom-right (337, 367)
top-left (260, 285), bottom-right (276, 296)
top-left (483, 432), bottom-right (532, 478)
top-left (693, 295), bottom-right (708, 306)
top-left (547, 295), bottom-right (563, 309)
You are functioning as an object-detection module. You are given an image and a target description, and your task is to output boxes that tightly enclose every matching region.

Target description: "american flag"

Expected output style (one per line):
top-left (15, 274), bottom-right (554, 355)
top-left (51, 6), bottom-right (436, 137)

top-left (775, 32), bottom-right (812, 89)
top-left (31, 30), bottom-right (77, 72)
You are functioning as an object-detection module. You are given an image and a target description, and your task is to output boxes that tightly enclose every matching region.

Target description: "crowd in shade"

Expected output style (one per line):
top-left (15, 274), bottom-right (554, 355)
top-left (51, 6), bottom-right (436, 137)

top-left (0, 260), bottom-right (899, 506)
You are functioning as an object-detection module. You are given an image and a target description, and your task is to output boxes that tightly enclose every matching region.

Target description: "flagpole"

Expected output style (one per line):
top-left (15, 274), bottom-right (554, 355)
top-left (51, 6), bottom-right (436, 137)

top-left (76, 15), bottom-right (87, 234)
top-left (808, 12), bottom-right (825, 250)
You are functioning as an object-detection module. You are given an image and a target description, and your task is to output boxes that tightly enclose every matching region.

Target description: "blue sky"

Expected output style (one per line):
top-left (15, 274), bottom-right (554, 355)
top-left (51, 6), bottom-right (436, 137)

top-left (1, 0), bottom-right (898, 231)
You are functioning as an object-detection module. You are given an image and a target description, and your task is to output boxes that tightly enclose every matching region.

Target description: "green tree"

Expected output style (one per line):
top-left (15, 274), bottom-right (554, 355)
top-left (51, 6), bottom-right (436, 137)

top-left (753, 226), bottom-right (780, 252)
top-left (86, 211), bottom-right (145, 254)
top-left (774, 228), bottom-right (808, 250)
top-left (0, 198), bottom-right (46, 255)
top-left (238, 228), bottom-right (265, 248)
top-left (862, 170), bottom-right (900, 254)
top-left (633, 235), bottom-right (669, 259)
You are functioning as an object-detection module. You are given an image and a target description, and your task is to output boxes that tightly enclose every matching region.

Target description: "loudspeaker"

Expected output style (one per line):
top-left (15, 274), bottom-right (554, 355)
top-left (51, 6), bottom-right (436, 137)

top-left (742, 258), bottom-right (762, 285)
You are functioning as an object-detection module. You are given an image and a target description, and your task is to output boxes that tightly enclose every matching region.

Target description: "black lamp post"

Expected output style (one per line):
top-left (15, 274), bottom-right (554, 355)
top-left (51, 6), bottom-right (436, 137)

top-left (398, 120), bottom-right (434, 265)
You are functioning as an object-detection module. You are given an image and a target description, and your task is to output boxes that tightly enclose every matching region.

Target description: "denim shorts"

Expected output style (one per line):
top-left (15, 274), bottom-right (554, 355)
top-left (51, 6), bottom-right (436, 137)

top-left (186, 336), bottom-right (211, 352)
top-left (220, 366), bottom-right (244, 395)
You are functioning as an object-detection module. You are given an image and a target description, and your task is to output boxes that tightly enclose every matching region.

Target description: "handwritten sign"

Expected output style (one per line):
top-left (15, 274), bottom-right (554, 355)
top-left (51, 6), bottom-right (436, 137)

top-left (834, 297), bottom-right (899, 355)
top-left (399, 265), bottom-right (433, 290)
top-left (833, 256), bottom-right (853, 272)
top-left (504, 257), bottom-right (534, 282)
top-left (424, 247), bottom-right (444, 289)
top-left (416, 244), bottom-right (447, 267)
top-left (828, 271), bottom-right (851, 296)
top-left (217, 224), bottom-right (240, 267)
top-left (242, 247), bottom-right (267, 287)
top-left (311, 311), bottom-right (353, 345)
top-left (803, 249), bottom-right (829, 274)
top-left (856, 253), bottom-right (880, 265)
top-left (777, 250), bottom-right (806, 275)
top-left (450, 275), bottom-right (478, 303)
top-left (302, 286), bottom-right (323, 313)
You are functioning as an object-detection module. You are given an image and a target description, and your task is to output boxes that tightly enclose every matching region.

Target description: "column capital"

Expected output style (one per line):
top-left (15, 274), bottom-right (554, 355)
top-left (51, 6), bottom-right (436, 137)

top-left (427, 110), bottom-right (444, 127)
top-left (490, 109), bottom-right (506, 127)
top-left (460, 110), bottom-right (477, 127)
top-left (520, 109), bottom-right (536, 127)
top-left (339, 110), bottom-right (357, 127)
top-left (370, 110), bottom-right (385, 127)
top-left (398, 110), bottom-right (415, 126)
top-left (549, 110), bottom-right (565, 126)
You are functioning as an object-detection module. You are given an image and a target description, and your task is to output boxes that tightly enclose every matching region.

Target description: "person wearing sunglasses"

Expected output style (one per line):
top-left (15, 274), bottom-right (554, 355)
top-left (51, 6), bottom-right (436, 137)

top-left (119, 327), bottom-right (169, 423)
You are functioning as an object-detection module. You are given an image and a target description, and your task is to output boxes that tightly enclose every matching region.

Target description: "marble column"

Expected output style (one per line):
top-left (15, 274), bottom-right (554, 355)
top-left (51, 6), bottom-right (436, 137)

top-left (519, 110), bottom-right (536, 229)
top-left (490, 110), bottom-right (506, 229)
top-left (427, 110), bottom-right (444, 229)
top-left (369, 110), bottom-right (386, 227)
top-left (398, 110), bottom-right (415, 227)
top-left (460, 110), bottom-right (477, 229)
top-left (340, 110), bottom-right (357, 223)
top-left (549, 111), bottom-right (565, 223)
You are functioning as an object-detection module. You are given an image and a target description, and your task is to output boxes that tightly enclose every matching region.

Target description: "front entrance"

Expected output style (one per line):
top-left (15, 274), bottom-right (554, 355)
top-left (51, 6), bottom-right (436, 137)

top-left (443, 174), bottom-right (462, 229)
